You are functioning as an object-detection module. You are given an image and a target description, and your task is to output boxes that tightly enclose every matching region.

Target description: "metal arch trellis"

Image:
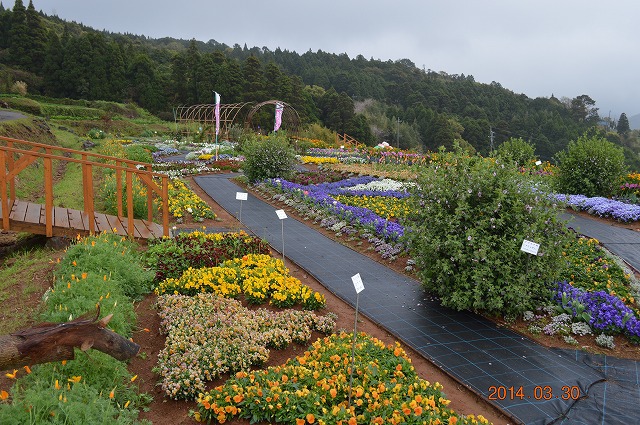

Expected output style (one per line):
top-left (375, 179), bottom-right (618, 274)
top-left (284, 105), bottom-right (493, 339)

top-left (173, 102), bottom-right (254, 140)
top-left (245, 100), bottom-right (301, 135)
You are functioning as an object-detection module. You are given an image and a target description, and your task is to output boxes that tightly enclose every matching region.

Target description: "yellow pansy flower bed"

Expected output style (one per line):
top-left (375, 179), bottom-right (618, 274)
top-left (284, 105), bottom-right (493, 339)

top-left (300, 156), bottom-right (340, 165)
top-left (155, 254), bottom-right (325, 310)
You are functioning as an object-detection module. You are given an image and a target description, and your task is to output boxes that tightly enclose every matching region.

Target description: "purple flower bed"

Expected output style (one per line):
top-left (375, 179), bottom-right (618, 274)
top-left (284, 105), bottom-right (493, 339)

top-left (553, 281), bottom-right (640, 339)
top-left (266, 177), bottom-right (405, 240)
top-left (554, 194), bottom-right (640, 222)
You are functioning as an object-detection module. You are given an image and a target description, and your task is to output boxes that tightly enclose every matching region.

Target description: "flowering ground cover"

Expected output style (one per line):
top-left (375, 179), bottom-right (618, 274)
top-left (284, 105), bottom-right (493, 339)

top-left (144, 230), bottom-right (270, 282)
top-left (194, 332), bottom-right (490, 425)
top-left (154, 253), bottom-right (327, 311)
top-left (555, 193), bottom-right (640, 222)
top-left (168, 179), bottom-right (217, 223)
top-left (155, 293), bottom-right (336, 400)
top-left (0, 233), bottom-right (151, 423)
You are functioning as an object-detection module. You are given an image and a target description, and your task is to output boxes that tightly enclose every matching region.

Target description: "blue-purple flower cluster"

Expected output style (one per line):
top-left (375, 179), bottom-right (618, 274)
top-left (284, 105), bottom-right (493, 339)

top-left (553, 281), bottom-right (640, 338)
top-left (554, 194), bottom-right (640, 222)
top-left (265, 176), bottom-right (405, 240)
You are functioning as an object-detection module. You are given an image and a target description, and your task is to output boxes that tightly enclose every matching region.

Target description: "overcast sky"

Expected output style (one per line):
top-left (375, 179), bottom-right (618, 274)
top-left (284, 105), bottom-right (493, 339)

top-left (34, 0), bottom-right (640, 117)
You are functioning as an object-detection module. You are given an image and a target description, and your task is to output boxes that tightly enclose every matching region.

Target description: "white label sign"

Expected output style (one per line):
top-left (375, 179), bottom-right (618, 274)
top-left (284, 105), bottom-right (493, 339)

top-left (236, 192), bottom-right (248, 201)
top-left (351, 273), bottom-right (364, 294)
top-left (275, 209), bottom-right (287, 220)
top-left (535, 160), bottom-right (542, 166)
top-left (520, 239), bottom-right (540, 255)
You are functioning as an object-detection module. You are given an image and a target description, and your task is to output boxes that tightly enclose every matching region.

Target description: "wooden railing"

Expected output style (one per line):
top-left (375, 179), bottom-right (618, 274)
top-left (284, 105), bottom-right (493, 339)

top-left (0, 136), bottom-right (169, 238)
top-left (335, 133), bottom-right (361, 148)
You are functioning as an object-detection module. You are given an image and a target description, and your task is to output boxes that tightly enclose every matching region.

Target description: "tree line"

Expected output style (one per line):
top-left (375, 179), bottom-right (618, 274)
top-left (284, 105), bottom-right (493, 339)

top-left (0, 0), bottom-right (634, 160)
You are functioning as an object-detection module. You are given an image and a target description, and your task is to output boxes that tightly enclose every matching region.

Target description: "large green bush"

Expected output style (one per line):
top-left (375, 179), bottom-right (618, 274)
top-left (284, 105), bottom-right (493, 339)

top-left (404, 152), bottom-right (571, 317)
top-left (241, 132), bottom-right (296, 183)
top-left (495, 137), bottom-right (536, 167)
top-left (554, 133), bottom-right (627, 197)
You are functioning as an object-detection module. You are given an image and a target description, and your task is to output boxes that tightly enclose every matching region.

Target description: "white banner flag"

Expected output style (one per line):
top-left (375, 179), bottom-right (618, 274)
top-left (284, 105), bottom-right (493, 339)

top-left (214, 91), bottom-right (221, 136)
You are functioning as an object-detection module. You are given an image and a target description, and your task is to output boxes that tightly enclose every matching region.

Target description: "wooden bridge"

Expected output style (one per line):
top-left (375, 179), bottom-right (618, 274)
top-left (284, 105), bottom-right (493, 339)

top-left (0, 136), bottom-right (170, 241)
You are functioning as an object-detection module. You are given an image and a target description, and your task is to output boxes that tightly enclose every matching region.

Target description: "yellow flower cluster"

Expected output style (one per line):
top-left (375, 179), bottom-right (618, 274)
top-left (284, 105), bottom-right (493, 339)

top-left (335, 194), bottom-right (410, 220)
top-left (194, 332), bottom-right (490, 424)
top-left (300, 156), bottom-right (340, 165)
top-left (168, 179), bottom-right (216, 220)
top-left (155, 254), bottom-right (325, 310)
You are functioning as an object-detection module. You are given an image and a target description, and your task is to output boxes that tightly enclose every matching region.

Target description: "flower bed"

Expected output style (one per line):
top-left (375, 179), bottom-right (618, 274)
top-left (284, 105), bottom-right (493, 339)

top-left (0, 233), bottom-right (151, 422)
top-left (154, 253), bottom-right (326, 311)
top-left (193, 332), bottom-right (490, 424)
top-left (555, 193), bottom-right (640, 222)
top-left (167, 179), bottom-right (217, 222)
top-left (155, 293), bottom-right (336, 400)
top-left (144, 230), bottom-right (270, 282)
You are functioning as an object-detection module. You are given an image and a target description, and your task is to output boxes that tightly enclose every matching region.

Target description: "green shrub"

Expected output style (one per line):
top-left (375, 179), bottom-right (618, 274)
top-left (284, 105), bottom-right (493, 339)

top-left (88, 128), bottom-right (107, 139)
top-left (554, 133), bottom-right (627, 197)
top-left (4, 96), bottom-right (42, 115)
top-left (241, 132), bottom-right (296, 183)
top-left (495, 137), bottom-right (536, 167)
top-left (124, 144), bottom-right (153, 163)
top-left (404, 152), bottom-right (571, 317)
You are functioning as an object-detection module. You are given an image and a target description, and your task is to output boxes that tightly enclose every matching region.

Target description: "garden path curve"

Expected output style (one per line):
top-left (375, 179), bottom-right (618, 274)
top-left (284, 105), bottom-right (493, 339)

top-left (194, 174), bottom-right (640, 425)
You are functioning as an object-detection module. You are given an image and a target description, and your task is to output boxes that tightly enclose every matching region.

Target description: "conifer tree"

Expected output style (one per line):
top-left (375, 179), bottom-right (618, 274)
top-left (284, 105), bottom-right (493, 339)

top-left (617, 112), bottom-right (631, 136)
top-left (25, 0), bottom-right (47, 70)
top-left (8, 0), bottom-right (29, 67)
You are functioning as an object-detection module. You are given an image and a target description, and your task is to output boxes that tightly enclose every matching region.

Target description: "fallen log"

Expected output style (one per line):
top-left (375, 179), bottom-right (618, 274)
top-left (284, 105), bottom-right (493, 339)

top-left (0, 307), bottom-right (140, 371)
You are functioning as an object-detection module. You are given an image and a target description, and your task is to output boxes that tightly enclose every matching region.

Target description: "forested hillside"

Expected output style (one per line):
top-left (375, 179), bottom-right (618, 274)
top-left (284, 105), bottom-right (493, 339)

top-left (0, 0), bottom-right (635, 161)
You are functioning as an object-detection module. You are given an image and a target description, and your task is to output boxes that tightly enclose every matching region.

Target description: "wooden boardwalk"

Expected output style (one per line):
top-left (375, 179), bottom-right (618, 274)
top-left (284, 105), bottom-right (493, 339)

top-left (0, 199), bottom-right (165, 240)
top-left (0, 136), bottom-right (170, 241)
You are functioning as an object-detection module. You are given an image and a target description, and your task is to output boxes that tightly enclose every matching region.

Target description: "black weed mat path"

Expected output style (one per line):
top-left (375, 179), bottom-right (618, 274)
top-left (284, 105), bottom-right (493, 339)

top-left (194, 175), bottom-right (640, 425)
top-left (562, 212), bottom-right (640, 273)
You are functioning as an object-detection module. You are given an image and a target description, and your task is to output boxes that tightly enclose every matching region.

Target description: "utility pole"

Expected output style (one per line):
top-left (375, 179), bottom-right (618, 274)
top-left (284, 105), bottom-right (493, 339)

top-left (489, 127), bottom-right (495, 153)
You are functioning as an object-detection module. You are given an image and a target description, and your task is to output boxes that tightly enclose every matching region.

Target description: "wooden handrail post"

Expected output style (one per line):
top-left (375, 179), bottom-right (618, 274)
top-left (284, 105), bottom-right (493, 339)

top-left (116, 161), bottom-right (123, 217)
top-left (126, 170), bottom-right (134, 238)
top-left (162, 176), bottom-right (169, 237)
top-left (83, 163), bottom-right (95, 234)
top-left (44, 157), bottom-right (53, 237)
top-left (146, 164), bottom-right (153, 222)
top-left (0, 151), bottom-right (9, 231)
top-left (81, 153), bottom-right (88, 198)
top-left (6, 141), bottom-right (15, 200)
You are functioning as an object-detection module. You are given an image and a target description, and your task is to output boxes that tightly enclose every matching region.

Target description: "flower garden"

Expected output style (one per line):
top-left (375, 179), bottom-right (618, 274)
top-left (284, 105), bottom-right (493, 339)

top-left (2, 133), bottom-right (640, 424)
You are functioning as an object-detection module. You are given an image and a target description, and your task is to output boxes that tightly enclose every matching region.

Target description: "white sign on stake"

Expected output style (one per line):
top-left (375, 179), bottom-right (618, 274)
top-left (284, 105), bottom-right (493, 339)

top-left (275, 209), bottom-right (287, 220)
top-left (236, 192), bottom-right (248, 201)
top-left (520, 239), bottom-right (540, 255)
top-left (351, 273), bottom-right (365, 294)
top-left (535, 160), bottom-right (542, 166)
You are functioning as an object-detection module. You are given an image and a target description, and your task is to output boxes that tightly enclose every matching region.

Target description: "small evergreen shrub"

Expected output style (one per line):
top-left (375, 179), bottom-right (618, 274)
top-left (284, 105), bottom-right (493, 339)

top-left (404, 151), bottom-right (571, 317)
top-left (241, 132), bottom-right (296, 183)
top-left (495, 137), bottom-right (536, 167)
top-left (554, 133), bottom-right (627, 197)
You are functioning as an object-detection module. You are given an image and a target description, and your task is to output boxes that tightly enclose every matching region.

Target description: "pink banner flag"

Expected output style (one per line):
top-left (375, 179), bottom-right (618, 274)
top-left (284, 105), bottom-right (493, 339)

top-left (214, 92), bottom-right (221, 136)
top-left (274, 102), bottom-right (284, 132)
